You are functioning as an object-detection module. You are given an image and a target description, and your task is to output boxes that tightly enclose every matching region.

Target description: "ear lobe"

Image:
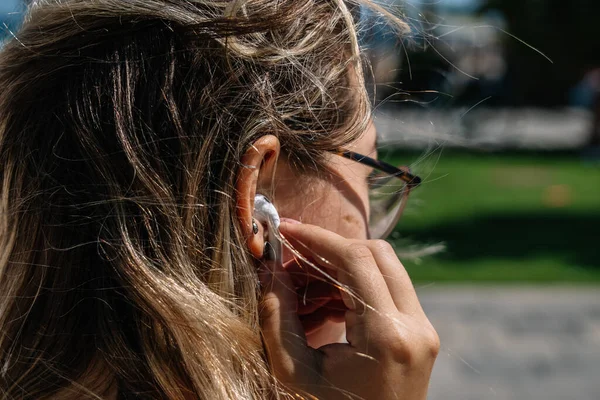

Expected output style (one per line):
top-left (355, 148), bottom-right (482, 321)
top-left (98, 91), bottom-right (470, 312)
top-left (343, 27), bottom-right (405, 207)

top-left (235, 135), bottom-right (280, 258)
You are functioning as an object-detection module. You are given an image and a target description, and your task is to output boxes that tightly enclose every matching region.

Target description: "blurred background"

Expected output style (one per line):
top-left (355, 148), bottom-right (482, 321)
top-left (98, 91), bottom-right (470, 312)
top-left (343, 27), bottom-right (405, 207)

top-left (2, 0), bottom-right (599, 399)
top-left (359, 0), bottom-right (600, 282)
top-left (360, 1), bottom-right (600, 399)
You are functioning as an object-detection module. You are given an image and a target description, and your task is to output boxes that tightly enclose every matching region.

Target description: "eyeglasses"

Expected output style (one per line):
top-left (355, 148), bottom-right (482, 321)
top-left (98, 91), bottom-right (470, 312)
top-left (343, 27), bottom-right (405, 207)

top-left (337, 150), bottom-right (421, 240)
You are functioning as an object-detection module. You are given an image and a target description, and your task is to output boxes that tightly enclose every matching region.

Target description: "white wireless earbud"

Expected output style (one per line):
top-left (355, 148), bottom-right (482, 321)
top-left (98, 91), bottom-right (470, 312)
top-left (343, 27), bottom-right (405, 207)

top-left (254, 194), bottom-right (282, 264)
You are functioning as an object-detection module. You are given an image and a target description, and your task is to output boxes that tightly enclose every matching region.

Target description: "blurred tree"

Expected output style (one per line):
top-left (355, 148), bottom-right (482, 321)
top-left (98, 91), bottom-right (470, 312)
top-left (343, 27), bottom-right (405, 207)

top-left (479, 0), bottom-right (600, 107)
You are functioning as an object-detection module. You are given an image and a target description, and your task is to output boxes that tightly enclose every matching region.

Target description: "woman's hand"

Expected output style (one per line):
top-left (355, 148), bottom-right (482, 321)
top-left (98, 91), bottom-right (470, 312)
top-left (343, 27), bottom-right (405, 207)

top-left (258, 221), bottom-right (440, 400)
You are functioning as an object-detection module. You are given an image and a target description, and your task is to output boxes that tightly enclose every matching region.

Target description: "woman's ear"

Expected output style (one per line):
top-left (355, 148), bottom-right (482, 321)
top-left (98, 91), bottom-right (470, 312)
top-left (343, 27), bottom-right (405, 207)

top-left (235, 135), bottom-right (280, 258)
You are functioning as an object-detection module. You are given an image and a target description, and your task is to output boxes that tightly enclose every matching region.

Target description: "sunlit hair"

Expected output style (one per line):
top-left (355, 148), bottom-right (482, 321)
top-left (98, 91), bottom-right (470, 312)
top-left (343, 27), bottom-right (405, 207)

top-left (0, 0), bottom-right (407, 398)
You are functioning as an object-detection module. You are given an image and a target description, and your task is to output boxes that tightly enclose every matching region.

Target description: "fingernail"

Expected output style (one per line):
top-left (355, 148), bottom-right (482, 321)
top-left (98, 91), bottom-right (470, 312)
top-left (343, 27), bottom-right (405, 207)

top-left (280, 217), bottom-right (302, 224)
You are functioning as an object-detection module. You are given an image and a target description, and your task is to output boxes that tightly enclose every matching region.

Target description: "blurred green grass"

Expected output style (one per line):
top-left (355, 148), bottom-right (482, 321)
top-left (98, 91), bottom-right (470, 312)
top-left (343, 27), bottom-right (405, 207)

top-left (384, 150), bottom-right (600, 283)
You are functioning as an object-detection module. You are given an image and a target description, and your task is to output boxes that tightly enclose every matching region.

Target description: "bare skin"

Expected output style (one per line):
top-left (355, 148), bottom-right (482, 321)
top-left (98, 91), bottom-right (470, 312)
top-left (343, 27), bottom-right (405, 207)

top-left (269, 124), bottom-right (376, 347)
top-left (236, 123), bottom-right (439, 399)
top-left (261, 222), bottom-right (439, 400)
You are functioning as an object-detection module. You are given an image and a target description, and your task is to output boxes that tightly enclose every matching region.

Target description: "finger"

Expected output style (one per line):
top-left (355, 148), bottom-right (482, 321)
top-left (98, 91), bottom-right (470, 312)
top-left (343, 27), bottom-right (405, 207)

top-left (280, 222), bottom-right (396, 313)
top-left (258, 258), bottom-right (317, 384)
top-left (299, 303), bottom-right (346, 335)
top-left (296, 280), bottom-right (342, 315)
top-left (285, 257), bottom-right (337, 289)
top-left (363, 240), bottom-right (423, 316)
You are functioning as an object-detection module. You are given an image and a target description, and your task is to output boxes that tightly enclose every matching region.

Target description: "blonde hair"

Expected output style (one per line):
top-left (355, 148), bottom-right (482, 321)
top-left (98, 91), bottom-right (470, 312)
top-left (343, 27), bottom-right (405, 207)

top-left (0, 0), bottom-right (407, 398)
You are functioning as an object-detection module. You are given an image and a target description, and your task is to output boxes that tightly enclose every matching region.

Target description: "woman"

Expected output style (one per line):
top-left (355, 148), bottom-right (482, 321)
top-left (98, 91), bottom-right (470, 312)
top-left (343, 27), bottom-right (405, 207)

top-left (0, 0), bottom-right (438, 398)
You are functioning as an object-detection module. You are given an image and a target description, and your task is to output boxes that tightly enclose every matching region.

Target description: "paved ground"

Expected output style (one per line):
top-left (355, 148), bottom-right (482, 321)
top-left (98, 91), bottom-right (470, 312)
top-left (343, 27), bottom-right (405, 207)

top-left (416, 285), bottom-right (600, 400)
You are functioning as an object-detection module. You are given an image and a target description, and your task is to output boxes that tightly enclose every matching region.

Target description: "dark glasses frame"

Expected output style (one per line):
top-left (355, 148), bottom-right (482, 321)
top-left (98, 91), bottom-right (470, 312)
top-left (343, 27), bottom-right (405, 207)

top-left (335, 149), bottom-right (421, 239)
top-left (337, 150), bottom-right (422, 189)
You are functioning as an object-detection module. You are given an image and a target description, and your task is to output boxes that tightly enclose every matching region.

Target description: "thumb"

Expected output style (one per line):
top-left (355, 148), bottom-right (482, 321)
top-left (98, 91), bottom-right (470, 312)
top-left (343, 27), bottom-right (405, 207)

top-left (258, 254), bottom-right (317, 385)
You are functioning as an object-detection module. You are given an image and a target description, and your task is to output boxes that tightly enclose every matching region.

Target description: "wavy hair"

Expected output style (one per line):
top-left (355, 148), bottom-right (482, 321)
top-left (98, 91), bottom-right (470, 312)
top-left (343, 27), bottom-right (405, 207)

top-left (0, 0), bottom-right (407, 398)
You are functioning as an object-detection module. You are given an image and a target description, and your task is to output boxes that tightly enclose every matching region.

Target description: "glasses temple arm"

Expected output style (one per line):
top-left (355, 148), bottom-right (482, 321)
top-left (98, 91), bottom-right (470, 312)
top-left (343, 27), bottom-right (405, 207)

top-left (338, 150), bottom-right (422, 187)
